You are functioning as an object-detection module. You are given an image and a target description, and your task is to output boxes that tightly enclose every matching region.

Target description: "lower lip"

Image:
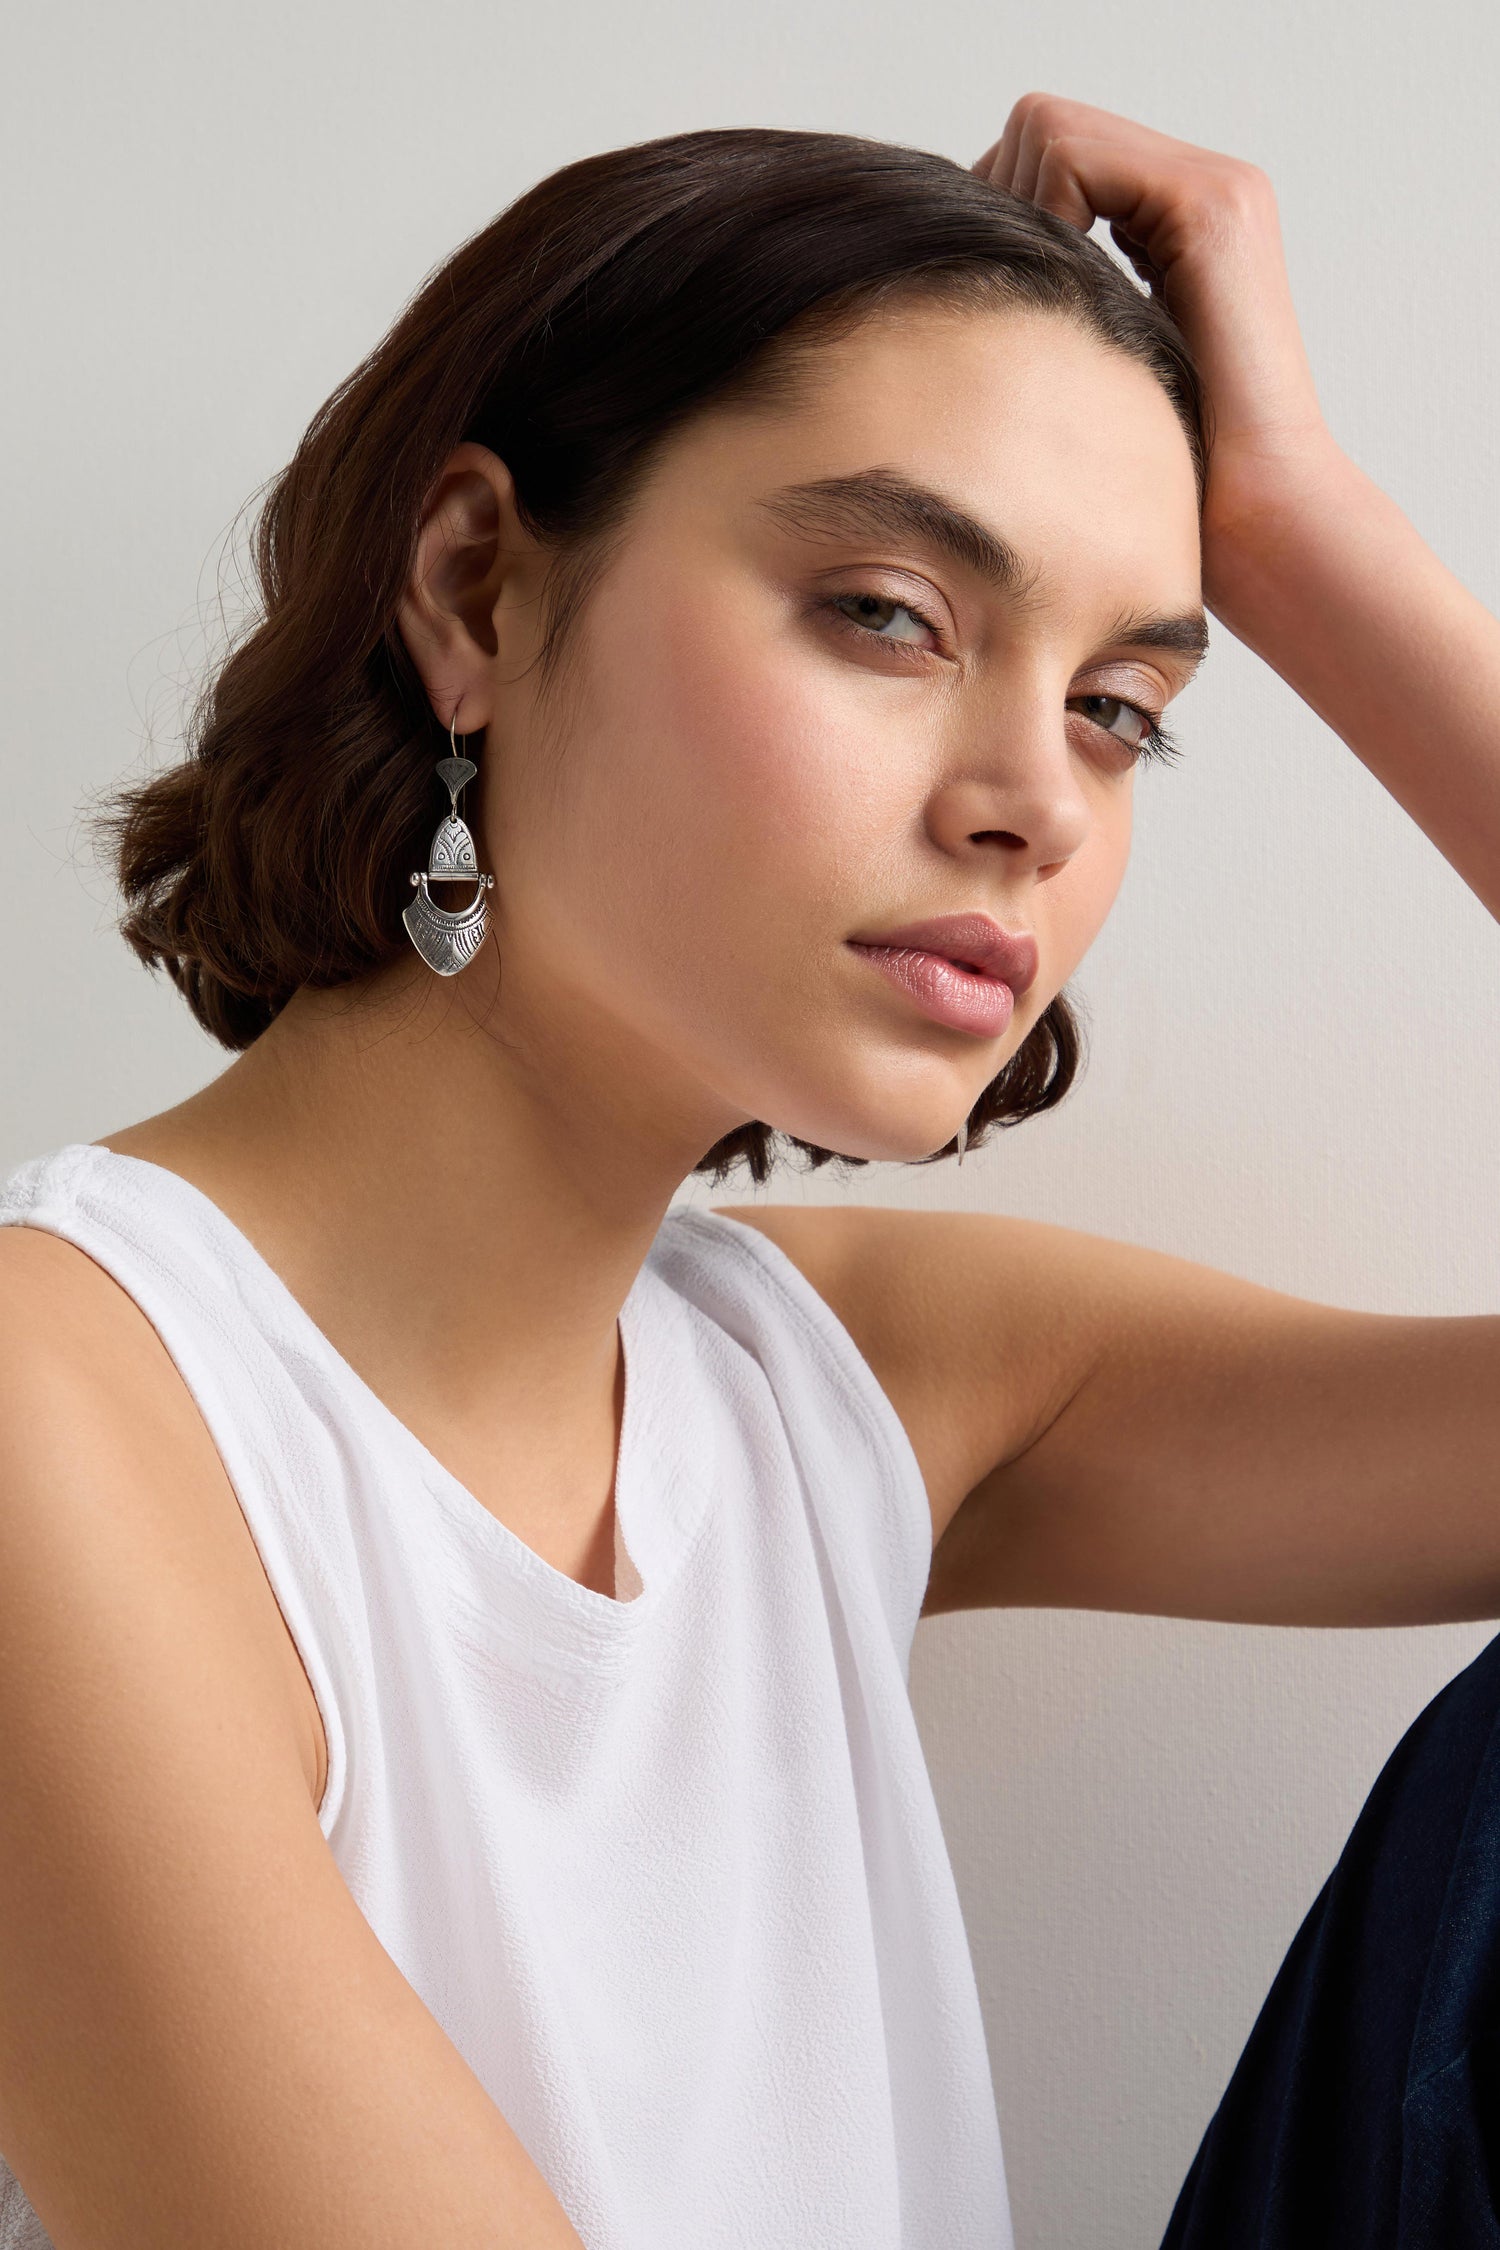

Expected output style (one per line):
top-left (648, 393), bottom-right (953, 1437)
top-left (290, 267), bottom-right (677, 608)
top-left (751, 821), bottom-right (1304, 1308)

top-left (847, 943), bottom-right (1017, 1037)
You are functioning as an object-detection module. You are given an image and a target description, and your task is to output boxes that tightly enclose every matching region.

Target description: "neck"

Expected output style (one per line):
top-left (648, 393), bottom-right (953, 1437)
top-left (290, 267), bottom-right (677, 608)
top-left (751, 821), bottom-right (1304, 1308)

top-left (98, 949), bottom-right (745, 1570)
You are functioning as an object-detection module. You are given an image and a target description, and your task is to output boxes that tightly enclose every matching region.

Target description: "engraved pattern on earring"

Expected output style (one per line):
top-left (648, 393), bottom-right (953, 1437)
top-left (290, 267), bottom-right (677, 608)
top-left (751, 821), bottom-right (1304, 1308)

top-left (403, 712), bottom-right (496, 976)
top-left (955, 1116), bottom-right (968, 1165)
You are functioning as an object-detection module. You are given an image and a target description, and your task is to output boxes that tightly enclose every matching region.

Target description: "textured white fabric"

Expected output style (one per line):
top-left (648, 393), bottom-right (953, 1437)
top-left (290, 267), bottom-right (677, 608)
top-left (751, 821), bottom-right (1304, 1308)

top-left (0, 1141), bottom-right (1012, 2249)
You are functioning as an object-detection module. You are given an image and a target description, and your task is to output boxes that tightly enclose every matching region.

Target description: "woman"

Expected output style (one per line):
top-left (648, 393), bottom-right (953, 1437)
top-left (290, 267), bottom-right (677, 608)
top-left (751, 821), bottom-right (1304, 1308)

top-left (0, 92), bottom-right (1495, 2249)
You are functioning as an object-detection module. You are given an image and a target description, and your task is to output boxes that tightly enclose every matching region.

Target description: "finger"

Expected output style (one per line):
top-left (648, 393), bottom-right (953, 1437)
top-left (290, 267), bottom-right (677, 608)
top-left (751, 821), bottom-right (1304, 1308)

top-left (972, 90), bottom-right (1053, 192)
top-left (1030, 144), bottom-right (1098, 230)
top-left (1109, 220), bottom-right (1166, 294)
top-left (1009, 96), bottom-right (1104, 206)
top-left (1010, 99), bottom-right (1062, 203)
top-left (1028, 133), bottom-right (1163, 242)
top-left (1004, 117), bottom-right (1044, 203)
top-left (972, 115), bottom-right (1023, 189)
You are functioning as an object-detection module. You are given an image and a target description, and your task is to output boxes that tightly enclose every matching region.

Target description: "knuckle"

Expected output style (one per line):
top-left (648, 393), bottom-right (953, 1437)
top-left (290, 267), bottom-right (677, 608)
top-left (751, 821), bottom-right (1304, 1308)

top-left (1013, 89), bottom-right (1067, 135)
top-left (1217, 156), bottom-right (1274, 215)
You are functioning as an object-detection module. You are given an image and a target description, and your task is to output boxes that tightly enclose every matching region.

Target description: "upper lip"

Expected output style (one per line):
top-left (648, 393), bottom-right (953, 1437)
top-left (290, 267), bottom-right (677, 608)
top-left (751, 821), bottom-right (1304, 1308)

top-left (848, 913), bottom-right (1039, 996)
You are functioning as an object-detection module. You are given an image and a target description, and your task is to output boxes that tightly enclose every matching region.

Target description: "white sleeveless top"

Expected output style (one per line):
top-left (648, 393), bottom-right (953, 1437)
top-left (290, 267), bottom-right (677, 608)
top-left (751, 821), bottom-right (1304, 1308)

top-left (0, 1142), bottom-right (1012, 2250)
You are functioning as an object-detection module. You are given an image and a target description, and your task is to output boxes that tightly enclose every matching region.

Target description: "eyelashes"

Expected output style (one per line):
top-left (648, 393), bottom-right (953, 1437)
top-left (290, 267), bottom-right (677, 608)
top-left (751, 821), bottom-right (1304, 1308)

top-left (1072, 694), bottom-right (1184, 768)
top-left (820, 590), bottom-right (1184, 768)
top-left (1130, 715), bottom-right (1183, 767)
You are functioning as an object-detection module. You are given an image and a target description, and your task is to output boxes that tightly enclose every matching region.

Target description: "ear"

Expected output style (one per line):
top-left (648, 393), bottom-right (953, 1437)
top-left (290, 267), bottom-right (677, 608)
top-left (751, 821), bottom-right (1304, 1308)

top-left (396, 442), bottom-right (546, 732)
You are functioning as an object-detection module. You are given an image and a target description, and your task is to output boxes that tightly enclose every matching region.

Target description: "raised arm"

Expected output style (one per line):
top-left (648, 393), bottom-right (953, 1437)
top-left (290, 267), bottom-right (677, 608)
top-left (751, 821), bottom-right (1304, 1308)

top-left (716, 106), bottom-right (1500, 1630)
top-left (0, 1226), bottom-right (585, 2250)
top-left (975, 94), bottom-right (1500, 924)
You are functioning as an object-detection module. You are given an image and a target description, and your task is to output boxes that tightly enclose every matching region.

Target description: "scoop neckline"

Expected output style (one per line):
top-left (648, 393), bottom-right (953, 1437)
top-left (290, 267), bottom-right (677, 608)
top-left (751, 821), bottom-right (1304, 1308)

top-left (71, 1141), bottom-right (670, 1648)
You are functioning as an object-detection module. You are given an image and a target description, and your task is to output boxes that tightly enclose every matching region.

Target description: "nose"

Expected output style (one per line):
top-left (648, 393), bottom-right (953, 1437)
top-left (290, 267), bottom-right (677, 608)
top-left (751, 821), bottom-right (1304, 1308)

top-left (927, 702), bottom-right (1095, 880)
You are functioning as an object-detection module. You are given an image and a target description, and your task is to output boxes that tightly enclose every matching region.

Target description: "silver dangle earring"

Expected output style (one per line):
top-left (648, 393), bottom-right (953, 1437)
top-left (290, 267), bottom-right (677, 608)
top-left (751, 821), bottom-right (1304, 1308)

top-left (403, 711), bottom-right (496, 976)
top-left (955, 1115), bottom-right (968, 1166)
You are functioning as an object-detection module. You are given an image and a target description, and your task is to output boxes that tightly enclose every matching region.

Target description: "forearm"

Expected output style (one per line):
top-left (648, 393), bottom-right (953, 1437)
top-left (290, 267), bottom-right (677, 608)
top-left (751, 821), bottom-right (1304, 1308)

top-left (1208, 438), bottom-right (1500, 924)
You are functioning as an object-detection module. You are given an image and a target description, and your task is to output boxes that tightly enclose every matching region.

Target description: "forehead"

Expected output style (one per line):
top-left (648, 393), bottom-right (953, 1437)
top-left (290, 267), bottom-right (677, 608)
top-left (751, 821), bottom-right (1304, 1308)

top-left (650, 301), bottom-right (1202, 615)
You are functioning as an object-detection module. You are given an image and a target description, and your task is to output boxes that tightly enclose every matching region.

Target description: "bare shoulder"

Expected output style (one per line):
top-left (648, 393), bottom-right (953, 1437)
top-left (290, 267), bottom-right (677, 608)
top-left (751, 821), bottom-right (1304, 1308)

top-left (708, 1201), bottom-right (1112, 1546)
top-left (0, 1221), bottom-right (586, 2245)
top-left (0, 1222), bottom-right (326, 1809)
top-left (712, 1201), bottom-right (1479, 1632)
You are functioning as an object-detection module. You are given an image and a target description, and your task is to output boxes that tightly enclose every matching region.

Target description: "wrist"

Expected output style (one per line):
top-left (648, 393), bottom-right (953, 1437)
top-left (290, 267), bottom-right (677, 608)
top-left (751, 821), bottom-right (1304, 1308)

top-left (1200, 430), bottom-right (1368, 630)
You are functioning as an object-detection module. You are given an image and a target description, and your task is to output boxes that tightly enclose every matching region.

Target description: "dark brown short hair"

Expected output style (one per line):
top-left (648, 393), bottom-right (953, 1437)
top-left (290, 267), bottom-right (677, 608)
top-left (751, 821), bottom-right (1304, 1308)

top-left (95, 126), bottom-right (1204, 1185)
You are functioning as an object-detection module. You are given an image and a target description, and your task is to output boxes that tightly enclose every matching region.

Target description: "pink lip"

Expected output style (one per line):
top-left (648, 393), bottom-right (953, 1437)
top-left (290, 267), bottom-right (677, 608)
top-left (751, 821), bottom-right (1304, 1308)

top-left (845, 912), bottom-right (1039, 1039)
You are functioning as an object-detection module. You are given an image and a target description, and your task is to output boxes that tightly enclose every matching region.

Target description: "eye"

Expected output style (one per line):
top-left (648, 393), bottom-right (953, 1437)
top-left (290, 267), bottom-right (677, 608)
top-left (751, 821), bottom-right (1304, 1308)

top-left (1070, 692), bottom-right (1182, 767)
top-left (825, 591), bottom-right (942, 652)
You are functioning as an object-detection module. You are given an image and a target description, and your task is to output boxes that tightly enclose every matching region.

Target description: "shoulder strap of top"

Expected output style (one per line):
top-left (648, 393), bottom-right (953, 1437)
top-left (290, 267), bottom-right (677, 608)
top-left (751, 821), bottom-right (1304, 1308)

top-left (652, 1206), bottom-right (933, 1667)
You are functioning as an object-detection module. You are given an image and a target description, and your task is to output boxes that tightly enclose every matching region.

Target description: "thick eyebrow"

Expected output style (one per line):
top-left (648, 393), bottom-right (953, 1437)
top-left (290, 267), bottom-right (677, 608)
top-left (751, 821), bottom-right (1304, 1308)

top-left (755, 467), bottom-right (1035, 597)
top-left (1101, 610), bottom-right (1211, 670)
top-left (755, 467), bottom-right (1209, 672)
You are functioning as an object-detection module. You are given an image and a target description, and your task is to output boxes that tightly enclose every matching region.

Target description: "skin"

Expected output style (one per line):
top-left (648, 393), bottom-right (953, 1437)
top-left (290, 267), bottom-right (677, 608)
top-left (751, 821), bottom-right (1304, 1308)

top-left (3, 91), bottom-right (1500, 2250)
top-left (80, 293), bottom-right (1206, 1614)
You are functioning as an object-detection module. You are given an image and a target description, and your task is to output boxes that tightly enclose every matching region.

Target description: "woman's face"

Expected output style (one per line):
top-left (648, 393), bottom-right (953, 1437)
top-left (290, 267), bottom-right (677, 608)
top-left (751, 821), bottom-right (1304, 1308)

top-left (476, 300), bottom-right (1204, 1164)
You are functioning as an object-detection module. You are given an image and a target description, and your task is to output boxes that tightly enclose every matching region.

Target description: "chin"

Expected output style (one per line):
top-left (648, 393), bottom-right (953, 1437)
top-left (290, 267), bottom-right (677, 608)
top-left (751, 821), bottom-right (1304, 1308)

top-left (780, 1106), bottom-right (965, 1165)
top-left (705, 1028), bottom-right (1000, 1164)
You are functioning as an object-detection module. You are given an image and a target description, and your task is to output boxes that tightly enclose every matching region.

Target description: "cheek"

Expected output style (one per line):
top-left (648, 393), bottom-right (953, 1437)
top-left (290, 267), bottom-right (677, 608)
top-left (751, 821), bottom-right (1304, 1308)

top-left (575, 576), bottom-right (904, 936)
top-left (663, 597), bottom-right (883, 844)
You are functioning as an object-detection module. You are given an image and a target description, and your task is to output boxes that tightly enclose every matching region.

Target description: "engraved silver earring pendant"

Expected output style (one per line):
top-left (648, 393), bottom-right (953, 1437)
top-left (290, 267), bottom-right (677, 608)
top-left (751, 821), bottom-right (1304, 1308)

top-left (955, 1115), bottom-right (968, 1166)
top-left (403, 713), bottom-right (496, 976)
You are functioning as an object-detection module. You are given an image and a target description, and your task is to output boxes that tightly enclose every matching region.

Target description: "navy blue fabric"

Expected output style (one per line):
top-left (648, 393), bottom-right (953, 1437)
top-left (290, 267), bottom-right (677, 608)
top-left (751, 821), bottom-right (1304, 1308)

top-left (1162, 1628), bottom-right (1500, 2247)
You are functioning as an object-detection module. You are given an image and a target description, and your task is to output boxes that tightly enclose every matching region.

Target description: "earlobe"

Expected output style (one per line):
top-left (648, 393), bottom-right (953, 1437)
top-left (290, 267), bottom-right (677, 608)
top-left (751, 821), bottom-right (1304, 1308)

top-left (395, 442), bottom-right (535, 731)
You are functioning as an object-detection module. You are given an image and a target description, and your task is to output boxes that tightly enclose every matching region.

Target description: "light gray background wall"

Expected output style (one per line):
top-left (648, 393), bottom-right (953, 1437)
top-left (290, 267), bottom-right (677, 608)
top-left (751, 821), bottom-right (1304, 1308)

top-left (4, 2), bottom-right (1498, 2243)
